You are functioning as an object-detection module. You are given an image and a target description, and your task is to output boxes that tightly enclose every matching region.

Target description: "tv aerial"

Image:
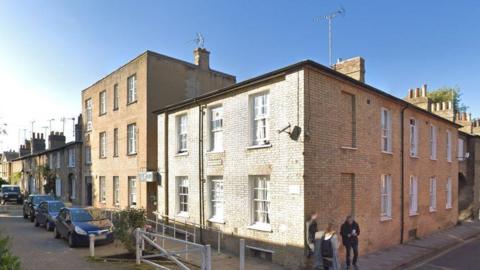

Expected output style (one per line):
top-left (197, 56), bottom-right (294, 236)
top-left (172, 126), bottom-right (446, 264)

top-left (194, 33), bottom-right (205, 48)
top-left (315, 6), bottom-right (346, 67)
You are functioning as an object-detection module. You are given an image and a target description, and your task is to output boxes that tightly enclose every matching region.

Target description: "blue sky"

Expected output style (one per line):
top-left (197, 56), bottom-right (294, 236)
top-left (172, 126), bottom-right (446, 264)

top-left (1, 0), bottom-right (479, 151)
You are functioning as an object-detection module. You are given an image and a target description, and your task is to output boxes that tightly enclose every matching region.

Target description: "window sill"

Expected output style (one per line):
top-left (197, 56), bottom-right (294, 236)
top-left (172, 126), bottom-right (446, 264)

top-left (127, 152), bottom-right (137, 156)
top-left (410, 155), bottom-right (419, 159)
top-left (113, 155), bottom-right (119, 158)
top-left (247, 144), bottom-right (272, 150)
top-left (247, 223), bottom-right (272, 232)
top-left (409, 212), bottom-right (419, 217)
top-left (208, 218), bottom-right (225, 224)
top-left (207, 150), bottom-right (224, 154)
top-left (446, 206), bottom-right (453, 210)
top-left (113, 108), bottom-right (119, 111)
top-left (380, 216), bottom-right (392, 222)
top-left (176, 151), bottom-right (189, 157)
top-left (341, 146), bottom-right (357, 150)
top-left (176, 212), bottom-right (189, 219)
top-left (382, 151), bottom-right (393, 155)
top-left (99, 113), bottom-right (107, 116)
top-left (429, 208), bottom-right (437, 213)
top-left (99, 157), bottom-right (107, 159)
top-left (127, 100), bottom-right (138, 106)
top-left (430, 158), bottom-right (437, 161)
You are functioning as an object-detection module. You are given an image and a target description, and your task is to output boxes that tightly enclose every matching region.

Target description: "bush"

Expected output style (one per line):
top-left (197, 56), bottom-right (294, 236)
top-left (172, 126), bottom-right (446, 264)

top-left (0, 232), bottom-right (21, 270)
top-left (112, 208), bottom-right (146, 253)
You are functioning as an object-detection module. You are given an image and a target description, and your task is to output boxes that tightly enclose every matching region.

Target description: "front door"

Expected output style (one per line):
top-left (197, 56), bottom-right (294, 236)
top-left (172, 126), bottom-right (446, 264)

top-left (85, 176), bottom-right (93, 206)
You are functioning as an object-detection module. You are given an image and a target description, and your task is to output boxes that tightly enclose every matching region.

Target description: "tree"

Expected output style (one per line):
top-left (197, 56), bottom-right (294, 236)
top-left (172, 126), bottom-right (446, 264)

top-left (8, 173), bottom-right (21, 185)
top-left (428, 86), bottom-right (468, 112)
top-left (38, 165), bottom-right (55, 194)
top-left (112, 208), bottom-right (146, 253)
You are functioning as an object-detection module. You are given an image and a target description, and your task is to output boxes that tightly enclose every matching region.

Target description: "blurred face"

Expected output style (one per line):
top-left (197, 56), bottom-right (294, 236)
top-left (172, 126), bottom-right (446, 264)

top-left (347, 217), bottom-right (353, 224)
top-left (311, 213), bottom-right (318, 220)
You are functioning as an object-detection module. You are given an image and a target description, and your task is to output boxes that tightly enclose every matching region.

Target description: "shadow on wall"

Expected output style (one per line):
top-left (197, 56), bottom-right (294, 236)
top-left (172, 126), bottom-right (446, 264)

top-left (458, 172), bottom-right (474, 221)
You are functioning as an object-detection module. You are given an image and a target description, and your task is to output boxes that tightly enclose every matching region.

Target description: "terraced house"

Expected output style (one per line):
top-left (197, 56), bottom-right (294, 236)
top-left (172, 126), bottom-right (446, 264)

top-left (81, 48), bottom-right (235, 214)
top-left (155, 57), bottom-right (459, 269)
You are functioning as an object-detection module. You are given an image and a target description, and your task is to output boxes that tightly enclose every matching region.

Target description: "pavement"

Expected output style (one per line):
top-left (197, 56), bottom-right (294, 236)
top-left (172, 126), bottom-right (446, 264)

top-left (356, 221), bottom-right (480, 270)
top-left (0, 204), bottom-right (141, 270)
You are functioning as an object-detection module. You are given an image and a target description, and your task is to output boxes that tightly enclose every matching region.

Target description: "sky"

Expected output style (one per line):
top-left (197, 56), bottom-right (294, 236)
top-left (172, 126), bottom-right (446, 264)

top-left (1, 0), bottom-right (480, 151)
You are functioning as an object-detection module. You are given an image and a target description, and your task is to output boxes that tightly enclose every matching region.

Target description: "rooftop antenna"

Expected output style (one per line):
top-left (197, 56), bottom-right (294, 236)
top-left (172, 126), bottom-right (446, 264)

top-left (315, 6), bottom-right (346, 67)
top-left (30, 120), bottom-right (35, 137)
top-left (60, 117), bottom-right (66, 133)
top-left (42, 126), bottom-right (48, 139)
top-left (67, 117), bottom-right (75, 138)
top-left (194, 33), bottom-right (205, 48)
top-left (47, 118), bottom-right (55, 134)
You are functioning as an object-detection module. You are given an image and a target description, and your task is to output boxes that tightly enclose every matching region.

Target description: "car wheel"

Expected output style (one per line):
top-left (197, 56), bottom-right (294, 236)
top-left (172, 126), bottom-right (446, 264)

top-left (68, 234), bottom-right (76, 248)
top-left (34, 217), bottom-right (39, 227)
top-left (45, 222), bottom-right (51, 231)
top-left (29, 212), bottom-right (35, 222)
top-left (54, 227), bottom-right (61, 239)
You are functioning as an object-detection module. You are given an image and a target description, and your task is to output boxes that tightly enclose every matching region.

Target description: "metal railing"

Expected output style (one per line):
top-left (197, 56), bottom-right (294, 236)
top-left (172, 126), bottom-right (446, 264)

top-left (135, 228), bottom-right (211, 270)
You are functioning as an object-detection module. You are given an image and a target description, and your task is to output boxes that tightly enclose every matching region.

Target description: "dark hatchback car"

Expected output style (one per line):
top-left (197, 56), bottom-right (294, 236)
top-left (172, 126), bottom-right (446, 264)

top-left (0, 185), bottom-right (22, 205)
top-left (23, 194), bottom-right (54, 222)
top-left (34, 200), bottom-right (65, 231)
top-left (54, 208), bottom-right (114, 247)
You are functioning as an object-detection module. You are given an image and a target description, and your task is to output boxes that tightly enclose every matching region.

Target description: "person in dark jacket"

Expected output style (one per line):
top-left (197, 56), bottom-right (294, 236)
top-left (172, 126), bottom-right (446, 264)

top-left (307, 212), bottom-right (318, 256)
top-left (340, 216), bottom-right (360, 270)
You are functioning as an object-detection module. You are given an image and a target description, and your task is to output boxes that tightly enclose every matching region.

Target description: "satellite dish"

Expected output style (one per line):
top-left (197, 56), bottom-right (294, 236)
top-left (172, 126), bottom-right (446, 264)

top-left (290, 126), bottom-right (302, 141)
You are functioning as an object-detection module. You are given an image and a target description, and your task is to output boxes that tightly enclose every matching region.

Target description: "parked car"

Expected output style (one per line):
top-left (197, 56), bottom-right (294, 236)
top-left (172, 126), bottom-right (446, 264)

top-left (23, 194), bottom-right (54, 222)
top-left (54, 207), bottom-right (114, 247)
top-left (34, 200), bottom-right (65, 231)
top-left (0, 185), bottom-right (22, 205)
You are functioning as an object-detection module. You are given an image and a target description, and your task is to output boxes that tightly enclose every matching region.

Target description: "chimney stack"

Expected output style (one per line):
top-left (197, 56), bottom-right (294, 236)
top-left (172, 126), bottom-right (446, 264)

top-left (332, 57), bottom-right (365, 83)
top-left (31, 133), bottom-right (46, 154)
top-left (48, 131), bottom-right (66, 149)
top-left (194, 48), bottom-right (210, 70)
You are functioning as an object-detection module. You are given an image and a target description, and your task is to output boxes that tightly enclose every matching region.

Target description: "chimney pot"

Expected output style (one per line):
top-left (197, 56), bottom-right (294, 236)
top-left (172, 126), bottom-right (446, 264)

top-left (421, 84), bottom-right (427, 97)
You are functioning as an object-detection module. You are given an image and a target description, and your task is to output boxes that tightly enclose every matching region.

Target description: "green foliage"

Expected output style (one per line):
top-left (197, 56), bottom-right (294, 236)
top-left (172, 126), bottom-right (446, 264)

top-left (0, 178), bottom-right (8, 186)
top-left (112, 208), bottom-right (146, 253)
top-left (38, 165), bottom-right (55, 194)
top-left (7, 173), bottom-right (20, 185)
top-left (0, 232), bottom-right (21, 270)
top-left (428, 86), bottom-right (468, 112)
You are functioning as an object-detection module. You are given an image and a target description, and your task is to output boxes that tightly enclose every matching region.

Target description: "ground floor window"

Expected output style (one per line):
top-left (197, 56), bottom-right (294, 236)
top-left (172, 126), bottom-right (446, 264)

top-left (429, 177), bottom-right (437, 212)
top-left (99, 176), bottom-right (106, 203)
top-left (55, 177), bottom-right (61, 197)
top-left (128, 176), bottom-right (137, 208)
top-left (209, 177), bottom-right (224, 222)
top-left (251, 175), bottom-right (270, 226)
top-left (409, 176), bottom-right (418, 215)
top-left (446, 177), bottom-right (452, 209)
top-left (113, 176), bottom-right (119, 206)
top-left (381, 174), bottom-right (392, 218)
top-left (70, 175), bottom-right (76, 200)
top-left (177, 177), bottom-right (189, 215)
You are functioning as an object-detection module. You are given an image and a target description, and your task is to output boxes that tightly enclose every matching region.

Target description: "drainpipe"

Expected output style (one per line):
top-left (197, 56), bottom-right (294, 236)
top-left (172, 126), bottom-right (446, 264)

top-left (163, 112), bottom-right (169, 219)
top-left (196, 101), bottom-right (206, 243)
top-left (400, 105), bottom-right (408, 244)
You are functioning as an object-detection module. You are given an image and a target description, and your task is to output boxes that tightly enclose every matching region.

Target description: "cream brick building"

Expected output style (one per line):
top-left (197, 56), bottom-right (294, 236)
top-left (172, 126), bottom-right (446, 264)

top-left (81, 48), bottom-right (235, 213)
top-left (156, 58), bottom-right (459, 269)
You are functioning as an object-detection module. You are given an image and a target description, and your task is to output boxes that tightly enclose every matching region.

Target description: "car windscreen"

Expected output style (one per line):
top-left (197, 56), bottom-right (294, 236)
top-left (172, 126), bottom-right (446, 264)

top-left (48, 202), bottom-right (65, 212)
top-left (32, 196), bottom-right (54, 204)
top-left (1, 186), bottom-right (20, 193)
top-left (71, 209), bottom-right (106, 222)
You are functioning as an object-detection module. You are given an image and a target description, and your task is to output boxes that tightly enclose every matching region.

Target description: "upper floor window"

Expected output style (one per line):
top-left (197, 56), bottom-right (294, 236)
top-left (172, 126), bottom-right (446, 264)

top-left (113, 128), bottom-right (118, 157)
top-left (409, 118), bottom-right (418, 157)
top-left (381, 174), bottom-right (392, 219)
top-left (177, 115), bottom-right (188, 153)
top-left (99, 132), bottom-right (107, 158)
top-left (446, 130), bottom-right (452, 162)
top-left (381, 108), bottom-right (392, 153)
top-left (113, 84), bottom-right (119, 110)
top-left (430, 125), bottom-right (437, 160)
top-left (86, 99), bottom-right (93, 131)
top-left (56, 152), bottom-right (61, 169)
top-left (251, 92), bottom-right (269, 146)
top-left (127, 75), bottom-right (137, 104)
top-left (127, 124), bottom-right (137, 155)
top-left (458, 138), bottom-right (465, 161)
top-left (85, 146), bottom-right (92, 165)
top-left (99, 90), bottom-right (107, 115)
top-left (68, 148), bottom-right (75, 168)
top-left (210, 106), bottom-right (223, 152)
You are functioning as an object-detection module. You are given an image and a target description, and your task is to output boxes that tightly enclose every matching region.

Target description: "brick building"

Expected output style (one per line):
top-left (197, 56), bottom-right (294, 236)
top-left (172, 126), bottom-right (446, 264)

top-left (155, 58), bottom-right (459, 269)
top-left (11, 116), bottom-right (84, 205)
top-left (0, 150), bottom-right (19, 180)
top-left (81, 48), bottom-right (235, 213)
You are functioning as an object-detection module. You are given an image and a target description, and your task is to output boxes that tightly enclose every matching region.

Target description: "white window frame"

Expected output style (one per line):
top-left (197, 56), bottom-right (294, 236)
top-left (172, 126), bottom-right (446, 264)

top-left (210, 106), bottom-right (224, 152)
top-left (251, 92), bottom-right (270, 146)
top-left (100, 90), bottom-right (107, 115)
top-left (458, 138), bottom-right (465, 161)
top-left (127, 74), bottom-right (137, 104)
top-left (409, 118), bottom-right (418, 157)
top-left (250, 175), bottom-right (271, 230)
top-left (56, 152), bottom-right (61, 169)
top-left (429, 177), bottom-right (437, 212)
top-left (446, 130), bottom-right (452, 162)
top-left (177, 115), bottom-right (188, 153)
top-left (127, 123), bottom-right (137, 155)
top-left (446, 177), bottom-right (452, 209)
top-left (68, 148), bottom-right (75, 168)
top-left (128, 176), bottom-right (137, 208)
top-left (381, 174), bottom-right (392, 219)
top-left (86, 98), bottom-right (93, 131)
top-left (409, 176), bottom-right (418, 215)
top-left (209, 177), bottom-right (224, 222)
top-left (113, 176), bottom-right (119, 206)
top-left (99, 176), bottom-right (106, 203)
top-left (381, 108), bottom-right (392, 153)
top-left (55, 177), bottom-right (61, 197)
top-left (177, 177), bottom-right (189, 216)
top-left (430, 125), bottom-right (437, 160)
top-left (99, 132), bottom-right (107, 158)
